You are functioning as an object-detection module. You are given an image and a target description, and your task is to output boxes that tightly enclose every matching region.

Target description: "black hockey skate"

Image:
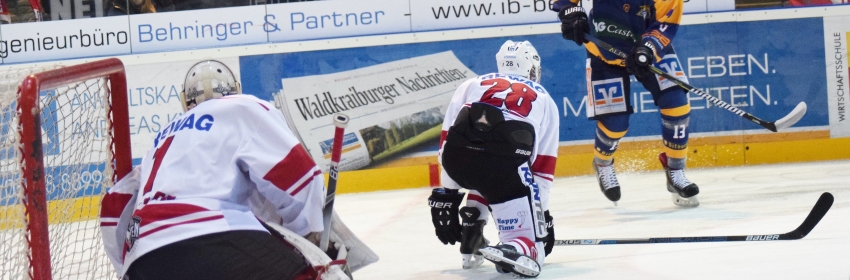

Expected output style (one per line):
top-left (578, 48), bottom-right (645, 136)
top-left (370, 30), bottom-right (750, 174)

top-left (659, 153), bottom-right (700, 207)
top-left (593, 160), bottom-right (621, 206)
top-left (479, 244), bottom-right (540, 278)
top-left (459, 207), bottom-right (489, 269)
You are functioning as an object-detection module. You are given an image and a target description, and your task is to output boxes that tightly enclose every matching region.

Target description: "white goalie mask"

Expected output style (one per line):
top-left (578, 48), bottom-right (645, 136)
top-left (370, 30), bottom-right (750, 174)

top-left (180, 60), bottom-right (242, 111)
top-left (496, 40), bottom-right (542, 83)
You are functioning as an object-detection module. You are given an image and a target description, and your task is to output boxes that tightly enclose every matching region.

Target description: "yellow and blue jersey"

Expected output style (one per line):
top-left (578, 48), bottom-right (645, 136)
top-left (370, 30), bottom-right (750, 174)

top-left (553, 0), bottom-right (683, 66)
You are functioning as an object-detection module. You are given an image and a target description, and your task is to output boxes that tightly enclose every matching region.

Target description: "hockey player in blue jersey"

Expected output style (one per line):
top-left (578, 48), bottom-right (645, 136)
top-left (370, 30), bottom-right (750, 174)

top-left (553, 0), bottom-right (700, 207)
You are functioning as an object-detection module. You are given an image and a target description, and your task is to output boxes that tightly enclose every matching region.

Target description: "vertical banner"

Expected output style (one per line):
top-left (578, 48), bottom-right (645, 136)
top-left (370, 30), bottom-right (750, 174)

top-left (264, 0), bottom-right (411, 42)
top-left (824, 15), bottom-right (850, 138)
top-left (274, 51), bottom-right (476, 171)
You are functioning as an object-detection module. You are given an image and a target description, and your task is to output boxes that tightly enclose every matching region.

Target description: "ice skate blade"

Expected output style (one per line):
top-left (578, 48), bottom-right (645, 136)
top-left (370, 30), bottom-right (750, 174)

top-left (671, 193), bottom-right (699, 207)
top-left (479, 247), bottom-right (540, 278)
top-left (462, 253), bottom-right (484, 269)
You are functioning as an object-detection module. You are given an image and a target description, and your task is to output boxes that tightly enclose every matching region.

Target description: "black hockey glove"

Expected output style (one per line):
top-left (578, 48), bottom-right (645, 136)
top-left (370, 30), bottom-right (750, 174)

top-left (428, 188), bottom-right (465, 245)
top-left (626, 42), bottom-right (657, 78)
top-left (543, 210), bottom-right (554, 256)
top-left (558, 6), bottom-right (589, 46)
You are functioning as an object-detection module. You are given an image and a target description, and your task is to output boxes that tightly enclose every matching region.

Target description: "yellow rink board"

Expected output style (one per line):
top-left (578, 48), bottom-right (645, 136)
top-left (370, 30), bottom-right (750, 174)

top-left (3, 130), bottom-right (847, 226)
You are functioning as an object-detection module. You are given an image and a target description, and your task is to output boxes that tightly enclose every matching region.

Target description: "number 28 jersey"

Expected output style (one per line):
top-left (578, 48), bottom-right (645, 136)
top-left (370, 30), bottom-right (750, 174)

top-left (439, 73), bottom-right (560, 201)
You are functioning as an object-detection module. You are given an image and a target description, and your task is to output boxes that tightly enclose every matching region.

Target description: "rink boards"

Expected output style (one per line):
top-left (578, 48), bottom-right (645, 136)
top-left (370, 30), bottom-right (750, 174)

top-left (0, 6), bottom-right (847, 223)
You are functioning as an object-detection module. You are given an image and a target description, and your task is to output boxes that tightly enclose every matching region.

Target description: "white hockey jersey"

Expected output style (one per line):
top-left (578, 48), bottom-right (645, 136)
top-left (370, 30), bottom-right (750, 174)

top-left (439, 73), bottom-right (560, 210)
top-left (100, 94), bottom-right (325, 276)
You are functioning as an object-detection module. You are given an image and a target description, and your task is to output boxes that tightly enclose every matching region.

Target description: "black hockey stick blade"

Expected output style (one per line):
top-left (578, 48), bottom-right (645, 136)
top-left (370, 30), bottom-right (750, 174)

top-left (780, 192), bottom-right (833, 240)
top-left (555, 192), bottom-right (833, 246)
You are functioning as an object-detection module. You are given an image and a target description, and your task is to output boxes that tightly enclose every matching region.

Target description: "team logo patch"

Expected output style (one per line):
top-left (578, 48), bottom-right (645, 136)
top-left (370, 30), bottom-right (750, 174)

top-left (653, 54), bottom-right (689, 91)
top-left (638, 5), bottom-right (650, 19)
top-left (590, 78), bottom-right (627, 115)
top-left (592, 19), bottom-right (634, 40)
top-left (126, 216), bottom-right (141, 251)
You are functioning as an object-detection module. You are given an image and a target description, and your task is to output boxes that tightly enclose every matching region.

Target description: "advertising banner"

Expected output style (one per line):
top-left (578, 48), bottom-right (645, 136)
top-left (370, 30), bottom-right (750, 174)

top-left (823, 15), bottom-right (850, 138)
top-left (273, 51), bottom-right (475, 171)
top-left (409, 0), bottom-right (555, 32)
top-left (705, 1), bottom-right (736, 12)
top-left (238, 16), bottom-right (828, 170)
top-left (127, 6), bottom-right (268, 53)
top-left (265, 0), bottom-right (410, 42)
top-left (0, 0), bottom-right (745, 65)
top-left (0, 16), bottom-right (131, 64)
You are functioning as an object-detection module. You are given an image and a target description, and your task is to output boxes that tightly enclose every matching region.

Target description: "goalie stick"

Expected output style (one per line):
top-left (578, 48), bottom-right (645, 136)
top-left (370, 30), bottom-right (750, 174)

top-left (555, 192), bottom-right (833, 246)
top-left (583, 34), bottom-right (807, 132)
top-left (320, 113), bottom-right (350, 252)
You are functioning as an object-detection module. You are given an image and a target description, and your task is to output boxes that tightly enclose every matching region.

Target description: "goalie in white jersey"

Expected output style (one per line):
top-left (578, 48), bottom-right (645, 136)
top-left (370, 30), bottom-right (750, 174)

top-left (428, 40), bottom-right (560, 278)
top-left (99, 60), bottom-right (351, 280)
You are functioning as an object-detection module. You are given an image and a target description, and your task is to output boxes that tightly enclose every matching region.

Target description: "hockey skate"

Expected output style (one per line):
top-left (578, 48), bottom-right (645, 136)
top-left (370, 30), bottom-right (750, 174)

top-left (593, 160), bottom-right (621, 206)
top-left (459, 207), bottom-right (489, 269)
top-left (659, 153), bottom-right (700, 207)
top-left (479, 244), bottom-right (540, 278)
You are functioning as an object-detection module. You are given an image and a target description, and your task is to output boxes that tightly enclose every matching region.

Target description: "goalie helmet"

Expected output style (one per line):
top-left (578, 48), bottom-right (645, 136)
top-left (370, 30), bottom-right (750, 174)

top-left (180, 60), bottom-right (241, 111)
top-left (496, 40), bottom-right (541, 83)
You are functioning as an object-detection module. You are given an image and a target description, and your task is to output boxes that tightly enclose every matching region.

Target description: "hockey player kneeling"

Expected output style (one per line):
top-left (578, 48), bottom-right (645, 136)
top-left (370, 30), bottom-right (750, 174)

top-left (99, 60), bottom-right (376, 280)
top-left (429, 40), bottom-right (560, 278)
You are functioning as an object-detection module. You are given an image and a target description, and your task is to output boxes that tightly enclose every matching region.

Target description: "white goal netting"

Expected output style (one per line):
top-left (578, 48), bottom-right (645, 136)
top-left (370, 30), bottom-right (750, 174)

top-left (0, 62), bottom-right (123, 280)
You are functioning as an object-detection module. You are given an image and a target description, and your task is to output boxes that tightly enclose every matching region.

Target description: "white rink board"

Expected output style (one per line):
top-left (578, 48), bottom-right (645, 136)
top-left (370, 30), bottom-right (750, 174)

top-left (338, 160), bottom-right (850, 279)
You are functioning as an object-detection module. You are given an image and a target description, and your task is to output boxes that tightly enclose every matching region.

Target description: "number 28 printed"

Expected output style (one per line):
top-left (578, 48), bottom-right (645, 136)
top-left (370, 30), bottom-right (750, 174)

top-left (479, 79), bottom-right (538, 117)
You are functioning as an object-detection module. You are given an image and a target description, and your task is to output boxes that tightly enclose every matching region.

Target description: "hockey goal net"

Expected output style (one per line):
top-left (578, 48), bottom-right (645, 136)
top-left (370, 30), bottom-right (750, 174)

top-left (0, 58), bottom-right (132, 280)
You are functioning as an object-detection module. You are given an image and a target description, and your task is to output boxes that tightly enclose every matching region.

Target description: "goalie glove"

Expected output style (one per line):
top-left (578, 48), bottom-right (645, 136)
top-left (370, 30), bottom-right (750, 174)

top-left (428, 188), bottom-right (465, 245)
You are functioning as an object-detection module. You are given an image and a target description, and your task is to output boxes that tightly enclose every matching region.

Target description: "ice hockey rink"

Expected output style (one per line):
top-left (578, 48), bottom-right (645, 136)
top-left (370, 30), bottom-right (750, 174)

top-left (337, 160), bottom-right (850, 280)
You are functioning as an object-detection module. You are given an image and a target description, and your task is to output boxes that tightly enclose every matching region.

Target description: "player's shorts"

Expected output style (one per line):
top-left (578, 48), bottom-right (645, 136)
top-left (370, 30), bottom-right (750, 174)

top-left (442, 103), bottom-right (535, 205)
top-left (125, 230), bottom-right (307, 280)
top-left (585, 46), bottom-right (689, 119)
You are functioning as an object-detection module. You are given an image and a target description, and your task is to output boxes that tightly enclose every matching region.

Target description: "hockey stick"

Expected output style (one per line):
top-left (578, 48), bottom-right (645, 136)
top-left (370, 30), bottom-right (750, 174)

top-left (320, 113), bottom-right (350, 252)
top-left (555, 192), bottom-right (833, 246)
top-left (583, 34), bottom-right (807, 132)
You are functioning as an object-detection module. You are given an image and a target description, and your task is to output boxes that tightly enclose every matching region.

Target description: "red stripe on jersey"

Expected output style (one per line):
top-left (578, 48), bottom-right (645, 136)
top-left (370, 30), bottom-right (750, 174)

top-left (101, 192), bottom-right (133, 219)
top-left (290, 169), bottom-right (322, 196)
top-left (263, 145), bottom-right (317, 193)
top-left (139, 215), bottom-right (224, 238)
top-left (531, 155), bottom-right (556, 177)
top-left (467, 193), bottom-right (489, 207)
top-left (439, 130), bottom-right (448, 149)
top-left (100, 222), bottom-right (118, 227)
top-left (134, 203), bottom-right (210, 227)
top-left (255, 102), bottom-right (269, 111)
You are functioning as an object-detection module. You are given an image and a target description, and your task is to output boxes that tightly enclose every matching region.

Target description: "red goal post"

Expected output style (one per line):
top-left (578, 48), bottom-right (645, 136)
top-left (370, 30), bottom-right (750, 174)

top-left (2, 58), bottom-right (132, 280)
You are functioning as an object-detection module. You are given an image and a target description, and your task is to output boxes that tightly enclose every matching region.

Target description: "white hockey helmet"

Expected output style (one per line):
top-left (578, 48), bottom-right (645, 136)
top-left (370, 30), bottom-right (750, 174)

top-left (496, 40), bottom-right (541, 83)
top-left (180, 60), bottom-right (241, 111)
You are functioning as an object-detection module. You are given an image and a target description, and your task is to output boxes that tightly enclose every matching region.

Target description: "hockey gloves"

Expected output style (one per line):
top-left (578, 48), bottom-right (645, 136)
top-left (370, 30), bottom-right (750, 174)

top-left (428, 188), bottom-right (465, 245)
top-left (627, 42), bottom-right (657, 78)
top-left (558, 6), bottom-right (589, 46)
top-left (543, 210), bottom-right (554, 256)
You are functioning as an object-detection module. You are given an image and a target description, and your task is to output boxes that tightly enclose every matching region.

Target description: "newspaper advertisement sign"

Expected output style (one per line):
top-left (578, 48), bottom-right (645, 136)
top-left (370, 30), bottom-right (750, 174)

top-left (274, 51), bottom-right (476, 171)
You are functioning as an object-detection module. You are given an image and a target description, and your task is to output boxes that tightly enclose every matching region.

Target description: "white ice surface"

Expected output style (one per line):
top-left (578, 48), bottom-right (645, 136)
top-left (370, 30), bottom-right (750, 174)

top-left (336, 160), bottom-right (850, 280)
